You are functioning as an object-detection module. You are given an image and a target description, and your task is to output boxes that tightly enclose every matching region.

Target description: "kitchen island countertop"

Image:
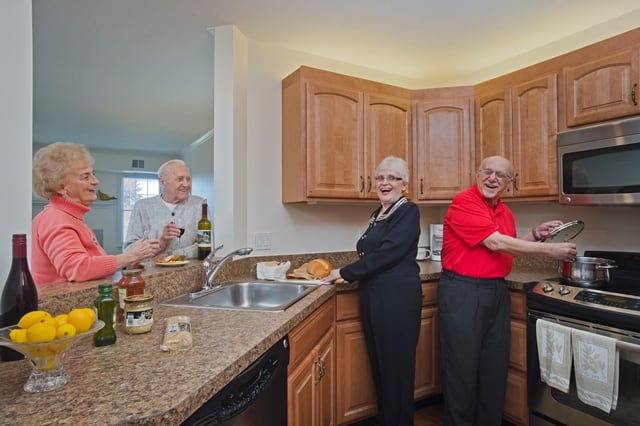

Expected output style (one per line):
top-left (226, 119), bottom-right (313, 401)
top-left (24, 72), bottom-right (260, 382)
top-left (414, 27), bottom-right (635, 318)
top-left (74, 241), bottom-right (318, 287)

top-left (0, 254), bottom-right (555, 425)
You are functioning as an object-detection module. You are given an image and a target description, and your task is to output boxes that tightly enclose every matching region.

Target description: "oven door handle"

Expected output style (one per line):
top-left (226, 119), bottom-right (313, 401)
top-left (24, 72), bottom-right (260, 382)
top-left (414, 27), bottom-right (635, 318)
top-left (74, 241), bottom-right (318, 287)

top-left (528, 309), bottom-right (640, 350)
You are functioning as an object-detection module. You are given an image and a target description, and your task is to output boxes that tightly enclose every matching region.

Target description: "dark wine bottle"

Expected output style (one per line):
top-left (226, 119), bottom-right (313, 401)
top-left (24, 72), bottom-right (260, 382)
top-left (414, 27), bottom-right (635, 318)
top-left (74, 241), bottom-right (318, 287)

top-left (197, 200), bottom-right (212, 260)
top-left (0, 234), bottom-right (38, 361)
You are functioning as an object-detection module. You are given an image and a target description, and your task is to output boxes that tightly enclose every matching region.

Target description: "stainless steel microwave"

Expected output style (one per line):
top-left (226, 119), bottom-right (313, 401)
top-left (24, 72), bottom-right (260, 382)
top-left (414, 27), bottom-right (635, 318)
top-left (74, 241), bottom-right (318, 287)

top-left (558, 116), bottom-right (640, 206)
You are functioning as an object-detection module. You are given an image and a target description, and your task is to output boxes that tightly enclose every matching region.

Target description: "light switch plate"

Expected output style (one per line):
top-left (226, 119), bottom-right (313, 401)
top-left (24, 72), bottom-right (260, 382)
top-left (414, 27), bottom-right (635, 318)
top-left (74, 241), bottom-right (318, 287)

top-left (254, 232), bottom-right (272, 250)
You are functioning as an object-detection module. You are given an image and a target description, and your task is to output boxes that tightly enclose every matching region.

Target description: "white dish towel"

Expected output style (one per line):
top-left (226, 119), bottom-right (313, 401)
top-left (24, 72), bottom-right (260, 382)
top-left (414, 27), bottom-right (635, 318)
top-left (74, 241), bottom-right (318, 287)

top-left (536, 319), bottom-right (573, 392)
top-left (571, 328), bottom-right (619, 413)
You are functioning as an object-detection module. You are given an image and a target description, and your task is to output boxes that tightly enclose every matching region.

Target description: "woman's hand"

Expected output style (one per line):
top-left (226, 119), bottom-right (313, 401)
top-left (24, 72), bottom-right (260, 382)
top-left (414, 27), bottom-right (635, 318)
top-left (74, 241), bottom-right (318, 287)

top-left (130, 238), bottom-right (160, 261)
top-left (322, 268), bottom-right (342, 284)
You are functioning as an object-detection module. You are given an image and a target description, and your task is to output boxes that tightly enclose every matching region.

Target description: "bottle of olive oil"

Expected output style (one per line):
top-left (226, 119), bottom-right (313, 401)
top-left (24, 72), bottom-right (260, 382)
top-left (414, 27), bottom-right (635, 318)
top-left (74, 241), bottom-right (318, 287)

top-left (197, 200), bottom-right (212, 260)
top-left (94, 283), bottom-right (116, 347)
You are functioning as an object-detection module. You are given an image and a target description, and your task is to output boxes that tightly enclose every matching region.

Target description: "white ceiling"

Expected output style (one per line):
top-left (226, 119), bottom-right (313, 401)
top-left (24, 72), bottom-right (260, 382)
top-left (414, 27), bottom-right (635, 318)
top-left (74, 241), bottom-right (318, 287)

top-left (32, 0), bottom-right (640, 154)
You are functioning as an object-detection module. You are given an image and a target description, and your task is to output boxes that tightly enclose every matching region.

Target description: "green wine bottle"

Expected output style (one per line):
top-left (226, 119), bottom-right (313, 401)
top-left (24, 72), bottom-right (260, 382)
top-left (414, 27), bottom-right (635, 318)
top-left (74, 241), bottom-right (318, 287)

top-left (197, 200), bottom-right (212, 260)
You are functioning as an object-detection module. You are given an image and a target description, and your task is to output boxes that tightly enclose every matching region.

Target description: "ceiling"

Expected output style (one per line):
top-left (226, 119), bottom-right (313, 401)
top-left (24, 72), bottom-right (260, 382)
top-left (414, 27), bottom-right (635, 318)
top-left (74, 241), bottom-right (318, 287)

top-left (32, 0), bottom-right (640, 154)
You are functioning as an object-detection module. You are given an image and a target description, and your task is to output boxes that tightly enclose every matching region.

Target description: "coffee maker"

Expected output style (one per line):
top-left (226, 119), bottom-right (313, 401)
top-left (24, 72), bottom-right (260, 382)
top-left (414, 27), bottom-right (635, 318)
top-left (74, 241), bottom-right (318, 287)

top-left (430, 224), bottom-right (443, 262)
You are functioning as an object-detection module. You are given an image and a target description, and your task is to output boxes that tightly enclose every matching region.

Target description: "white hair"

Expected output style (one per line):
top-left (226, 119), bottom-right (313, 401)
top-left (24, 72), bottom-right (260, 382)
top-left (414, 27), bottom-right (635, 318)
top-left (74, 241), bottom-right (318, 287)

top-left (157, 159), bottom-right (187, 180)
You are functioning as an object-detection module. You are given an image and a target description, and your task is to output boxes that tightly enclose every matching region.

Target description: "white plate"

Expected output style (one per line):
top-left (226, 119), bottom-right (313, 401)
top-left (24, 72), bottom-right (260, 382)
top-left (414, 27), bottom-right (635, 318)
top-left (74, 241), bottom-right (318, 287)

top-left (155, 260), bottom-right (190, 267)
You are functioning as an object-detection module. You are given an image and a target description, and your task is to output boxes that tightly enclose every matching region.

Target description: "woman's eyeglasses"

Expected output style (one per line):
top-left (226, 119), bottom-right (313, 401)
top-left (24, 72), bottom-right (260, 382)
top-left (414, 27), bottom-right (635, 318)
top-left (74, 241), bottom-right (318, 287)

top-left (374, 175), bottom-right (404, 183)
top-left (478, 169), bottom-right (512, 181)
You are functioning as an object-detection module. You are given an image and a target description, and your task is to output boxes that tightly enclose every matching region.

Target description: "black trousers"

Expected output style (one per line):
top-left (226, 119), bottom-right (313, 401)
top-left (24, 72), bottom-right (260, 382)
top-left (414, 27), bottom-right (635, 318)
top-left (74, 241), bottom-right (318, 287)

top-left (438, 270), bottom-right (511, 426)
top-left (359, 276), bottom-right (422, 426)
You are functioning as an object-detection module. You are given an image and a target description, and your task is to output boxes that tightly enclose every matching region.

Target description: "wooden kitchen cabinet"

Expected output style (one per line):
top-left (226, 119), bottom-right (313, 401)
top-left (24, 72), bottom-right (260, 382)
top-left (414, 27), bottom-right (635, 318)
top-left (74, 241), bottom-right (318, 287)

top-left (282, 66), bottom-right (412, 203)
top-left (288, 298), bottom-right (335, 426)
top-left (564, 47), bottom-right (640, 127)
top-left (475, 71), bottom-right (558, 200)
top-left (334, 282), bottom-right (440, 425)
top-left (413, 88), bottom-right (474, 201)
top-left (503, 288), bottom-right (529, 426)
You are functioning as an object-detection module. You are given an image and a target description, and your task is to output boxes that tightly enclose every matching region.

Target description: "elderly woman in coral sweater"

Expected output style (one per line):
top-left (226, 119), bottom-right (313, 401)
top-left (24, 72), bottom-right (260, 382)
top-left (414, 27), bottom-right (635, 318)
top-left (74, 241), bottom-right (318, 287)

top-left (31, 142), bottom-right (159, 286)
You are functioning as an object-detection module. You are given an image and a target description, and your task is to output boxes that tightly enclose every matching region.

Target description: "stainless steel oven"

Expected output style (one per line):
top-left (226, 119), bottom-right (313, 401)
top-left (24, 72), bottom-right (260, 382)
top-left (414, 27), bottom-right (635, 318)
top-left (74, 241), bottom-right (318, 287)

top-left (526, 251), bottom-right (640, 425)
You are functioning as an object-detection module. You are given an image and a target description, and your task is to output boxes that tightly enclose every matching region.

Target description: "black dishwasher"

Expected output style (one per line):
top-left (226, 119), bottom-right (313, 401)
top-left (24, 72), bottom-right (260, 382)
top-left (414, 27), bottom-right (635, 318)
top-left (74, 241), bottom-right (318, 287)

top-left (182, 335), bottom-right (289, 426)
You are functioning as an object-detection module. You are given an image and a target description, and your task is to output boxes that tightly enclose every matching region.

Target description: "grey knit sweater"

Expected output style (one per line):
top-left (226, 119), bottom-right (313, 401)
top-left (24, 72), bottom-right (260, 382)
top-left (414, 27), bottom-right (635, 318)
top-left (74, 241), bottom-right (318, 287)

top-left (124, 194), bottom-right (206, 259)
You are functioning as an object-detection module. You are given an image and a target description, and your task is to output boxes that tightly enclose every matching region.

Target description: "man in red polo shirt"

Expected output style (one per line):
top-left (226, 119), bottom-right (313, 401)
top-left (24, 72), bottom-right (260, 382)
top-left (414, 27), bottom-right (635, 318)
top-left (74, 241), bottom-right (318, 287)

top-left (438, 155), bottom-right (577, 426)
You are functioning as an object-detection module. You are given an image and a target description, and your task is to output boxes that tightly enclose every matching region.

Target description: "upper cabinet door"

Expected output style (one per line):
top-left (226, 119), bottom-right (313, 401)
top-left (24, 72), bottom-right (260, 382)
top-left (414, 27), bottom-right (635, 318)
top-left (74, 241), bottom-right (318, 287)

top-left (475, 87), bottom-right (513, 196)
top-left (414, 96), bottom-right (473, 200)
top-left (564, 48), bottom-right (640, 127)
top-left (306, 82), bottom-right (364, 199)
top-left (364, 93), bottom-right (412, 199)
top-left (511, 74), bottom-right (558, 197)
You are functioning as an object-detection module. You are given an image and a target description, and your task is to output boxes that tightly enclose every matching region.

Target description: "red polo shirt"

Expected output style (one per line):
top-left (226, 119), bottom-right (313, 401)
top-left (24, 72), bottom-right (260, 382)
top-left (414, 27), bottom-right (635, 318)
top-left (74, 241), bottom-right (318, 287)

top-left (441, 185), bottom-right (516, 278)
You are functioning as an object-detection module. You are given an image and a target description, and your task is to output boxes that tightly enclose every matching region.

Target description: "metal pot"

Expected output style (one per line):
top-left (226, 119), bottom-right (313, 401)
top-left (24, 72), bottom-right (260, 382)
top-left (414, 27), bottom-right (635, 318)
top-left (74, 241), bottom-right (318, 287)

top-left (558, 256), bottom-right (618, 287)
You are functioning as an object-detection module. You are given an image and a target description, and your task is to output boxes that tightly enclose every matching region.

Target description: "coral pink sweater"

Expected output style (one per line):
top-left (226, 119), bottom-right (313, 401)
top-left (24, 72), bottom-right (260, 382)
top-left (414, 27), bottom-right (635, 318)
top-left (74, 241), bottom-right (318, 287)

top-left (31, 197), bottom-right (118, 286)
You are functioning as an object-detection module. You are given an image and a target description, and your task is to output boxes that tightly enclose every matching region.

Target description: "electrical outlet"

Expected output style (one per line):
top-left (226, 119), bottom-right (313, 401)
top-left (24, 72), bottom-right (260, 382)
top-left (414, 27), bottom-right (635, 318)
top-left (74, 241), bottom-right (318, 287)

top-left (254, 232), bottom-right (272, 250)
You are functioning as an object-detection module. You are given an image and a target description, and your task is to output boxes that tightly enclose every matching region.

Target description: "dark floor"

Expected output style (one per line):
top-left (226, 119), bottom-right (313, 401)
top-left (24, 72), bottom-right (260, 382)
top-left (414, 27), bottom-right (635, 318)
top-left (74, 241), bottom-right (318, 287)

top-left (354, 397), bottom-right (516, 426)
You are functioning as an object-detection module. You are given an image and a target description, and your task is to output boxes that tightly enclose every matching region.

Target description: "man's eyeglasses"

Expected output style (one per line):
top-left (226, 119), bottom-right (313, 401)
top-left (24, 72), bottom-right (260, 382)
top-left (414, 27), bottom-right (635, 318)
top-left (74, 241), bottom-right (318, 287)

top-left (478, 168), bottom-right (512, 181)
top-left (374, 175), bottom-right (404, 183)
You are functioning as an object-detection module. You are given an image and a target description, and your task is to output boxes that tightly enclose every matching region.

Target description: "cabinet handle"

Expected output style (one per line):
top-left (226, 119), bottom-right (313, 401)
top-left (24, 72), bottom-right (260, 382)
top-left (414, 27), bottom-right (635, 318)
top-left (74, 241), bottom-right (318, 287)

top-left (359, 176), bottom-right (364, 193)
top-left (633, 83), bottom-right (638, 106)
top-left (513, 173), bottom-right (518, 192)
top-left (314, 356), bottom-right (322, 384)
top-left (367, 176), bottom-right (372, 193)
top-left (420, 178), bottom-right (424, 195)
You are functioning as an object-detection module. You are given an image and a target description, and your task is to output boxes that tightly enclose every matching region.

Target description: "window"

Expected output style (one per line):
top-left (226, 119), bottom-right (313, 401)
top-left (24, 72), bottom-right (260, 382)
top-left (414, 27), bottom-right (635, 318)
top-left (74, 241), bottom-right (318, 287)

top-left (121, 174), bottom-right (160, 243)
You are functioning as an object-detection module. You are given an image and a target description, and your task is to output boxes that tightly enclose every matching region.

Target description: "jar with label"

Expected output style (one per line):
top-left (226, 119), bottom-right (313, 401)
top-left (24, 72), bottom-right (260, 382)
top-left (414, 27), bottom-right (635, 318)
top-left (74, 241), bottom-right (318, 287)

top-left (124, 293), bottom-right (154, 334)
top-left (117, 269), bottom-right (145, 322)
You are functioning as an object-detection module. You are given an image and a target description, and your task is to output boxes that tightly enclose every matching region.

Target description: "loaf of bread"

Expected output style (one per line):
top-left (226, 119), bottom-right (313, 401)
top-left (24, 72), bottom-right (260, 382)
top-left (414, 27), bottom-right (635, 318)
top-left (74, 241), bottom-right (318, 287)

top-left (306, 258), bottom-right (333, 279)
top-left (286, 258), bottom-right (334, 280)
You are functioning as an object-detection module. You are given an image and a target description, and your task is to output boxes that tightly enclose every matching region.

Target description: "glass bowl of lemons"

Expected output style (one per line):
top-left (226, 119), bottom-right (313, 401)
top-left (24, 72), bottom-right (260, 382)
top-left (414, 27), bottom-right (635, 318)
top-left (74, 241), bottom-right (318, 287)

top-left (0, 309), bottom-right (104, 393)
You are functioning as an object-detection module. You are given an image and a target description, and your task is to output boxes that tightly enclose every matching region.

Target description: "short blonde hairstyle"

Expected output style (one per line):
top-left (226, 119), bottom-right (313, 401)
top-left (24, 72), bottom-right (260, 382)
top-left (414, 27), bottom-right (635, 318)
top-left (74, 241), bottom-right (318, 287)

top-left (32, 142), bottom-right (94, 198)
top-left (374, 156), bottom-right (410, 182)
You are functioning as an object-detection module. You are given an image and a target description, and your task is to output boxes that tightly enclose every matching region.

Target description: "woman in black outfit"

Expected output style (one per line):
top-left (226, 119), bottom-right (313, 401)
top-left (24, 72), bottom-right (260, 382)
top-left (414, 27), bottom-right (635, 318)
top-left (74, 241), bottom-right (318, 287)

top-left (323, 156), bottom-right (422, 426)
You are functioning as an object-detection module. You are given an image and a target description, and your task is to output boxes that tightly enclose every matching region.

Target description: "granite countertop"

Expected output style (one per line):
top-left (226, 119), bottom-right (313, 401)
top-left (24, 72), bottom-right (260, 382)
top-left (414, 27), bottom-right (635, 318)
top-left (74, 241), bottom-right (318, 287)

top-left (0, 253), bottom-right (556, 425)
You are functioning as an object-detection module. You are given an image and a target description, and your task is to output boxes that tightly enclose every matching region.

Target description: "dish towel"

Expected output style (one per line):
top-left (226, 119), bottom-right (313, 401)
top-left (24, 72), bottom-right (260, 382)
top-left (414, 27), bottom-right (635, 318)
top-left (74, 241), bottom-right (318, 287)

top-left (536, 319), bottom-right (573, 392)
top-left (571, 328), bottom-right (619, 413)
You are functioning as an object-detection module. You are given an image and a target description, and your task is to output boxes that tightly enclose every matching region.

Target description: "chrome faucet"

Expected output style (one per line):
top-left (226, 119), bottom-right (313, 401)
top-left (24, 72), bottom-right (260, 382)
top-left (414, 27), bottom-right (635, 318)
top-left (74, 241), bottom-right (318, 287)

top-left (199, 246), bottom-right (253, 293)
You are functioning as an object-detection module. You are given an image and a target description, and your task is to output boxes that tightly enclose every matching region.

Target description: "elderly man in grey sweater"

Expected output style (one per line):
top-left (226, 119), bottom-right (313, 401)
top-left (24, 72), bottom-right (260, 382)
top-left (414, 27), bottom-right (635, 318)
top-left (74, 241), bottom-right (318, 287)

top-left (124, 159), bottom-right (205, 259)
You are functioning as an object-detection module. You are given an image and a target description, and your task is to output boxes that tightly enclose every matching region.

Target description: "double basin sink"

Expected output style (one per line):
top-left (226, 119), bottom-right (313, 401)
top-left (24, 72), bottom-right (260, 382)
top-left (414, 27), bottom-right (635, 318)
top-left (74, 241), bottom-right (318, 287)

top-left (162, 280), bottom-right (321, 312)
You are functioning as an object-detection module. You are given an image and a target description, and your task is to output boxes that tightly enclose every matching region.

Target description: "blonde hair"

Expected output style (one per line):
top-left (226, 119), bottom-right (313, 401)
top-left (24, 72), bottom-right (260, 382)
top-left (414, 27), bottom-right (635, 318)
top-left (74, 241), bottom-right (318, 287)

top-left (374, 156), bottom-right (410, 182)
top-left (32, 142), bottom-right (94, 198)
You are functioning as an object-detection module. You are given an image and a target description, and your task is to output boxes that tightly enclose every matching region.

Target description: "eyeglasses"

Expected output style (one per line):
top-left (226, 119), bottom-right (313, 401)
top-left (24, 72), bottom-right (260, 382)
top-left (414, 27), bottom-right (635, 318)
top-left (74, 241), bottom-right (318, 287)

top-left (478, 168), bottom-right (512, 181)
top-left (374, 175), bottom-right (404, 183)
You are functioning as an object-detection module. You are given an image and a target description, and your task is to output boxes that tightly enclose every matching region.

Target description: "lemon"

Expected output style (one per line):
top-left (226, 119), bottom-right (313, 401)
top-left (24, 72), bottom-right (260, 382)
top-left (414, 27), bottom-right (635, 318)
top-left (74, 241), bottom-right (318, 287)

top-left (26, 322), bottom-right (56, 342)
top-left (81, 307), bottom-right (96, 323)
top-left (53, 314), bottom-right (68, 327)
top-left (67, 308), bottom-right (94, 333)
top-left (9, 328), bottom-right (28, 343)
top-left (56, 323), bottom-right (77, 339)
top-left (17, 310), bottom-right (52, 329)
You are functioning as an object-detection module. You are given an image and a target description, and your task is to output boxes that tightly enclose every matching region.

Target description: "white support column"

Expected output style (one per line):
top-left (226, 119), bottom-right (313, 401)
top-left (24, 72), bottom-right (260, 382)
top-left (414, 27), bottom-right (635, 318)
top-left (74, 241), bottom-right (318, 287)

top-left (212, 25), bottom-right (249, 255)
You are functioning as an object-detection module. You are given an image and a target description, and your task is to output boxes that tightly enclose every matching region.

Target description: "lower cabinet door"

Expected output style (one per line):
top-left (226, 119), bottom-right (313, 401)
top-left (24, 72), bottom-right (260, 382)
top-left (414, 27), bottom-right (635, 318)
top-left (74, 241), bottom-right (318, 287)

top-left (414, 306), bottom-right (441, 399)
top-left (504, 368), bottom-right (528, 426)
top-left (288, 329), bottom-right (335, 426)
top-left (335, 319), bottom-right (377, 425)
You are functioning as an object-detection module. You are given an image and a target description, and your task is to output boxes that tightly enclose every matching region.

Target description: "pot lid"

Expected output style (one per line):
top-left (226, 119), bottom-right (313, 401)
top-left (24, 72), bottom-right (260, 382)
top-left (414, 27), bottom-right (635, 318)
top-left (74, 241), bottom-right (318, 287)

top-left (545, 219), bottom-right (585, 242)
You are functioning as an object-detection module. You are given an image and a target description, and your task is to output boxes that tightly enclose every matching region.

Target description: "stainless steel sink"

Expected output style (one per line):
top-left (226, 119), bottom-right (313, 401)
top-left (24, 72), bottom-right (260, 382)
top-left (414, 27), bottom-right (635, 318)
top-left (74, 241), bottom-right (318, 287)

top-left (161, 280), bottom-right (320, 312)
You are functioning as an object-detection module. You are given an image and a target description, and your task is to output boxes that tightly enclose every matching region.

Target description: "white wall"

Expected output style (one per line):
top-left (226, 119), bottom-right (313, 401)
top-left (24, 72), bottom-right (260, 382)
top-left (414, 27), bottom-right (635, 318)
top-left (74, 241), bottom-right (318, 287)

top-left (1, 1), bottom-right (33, 296)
